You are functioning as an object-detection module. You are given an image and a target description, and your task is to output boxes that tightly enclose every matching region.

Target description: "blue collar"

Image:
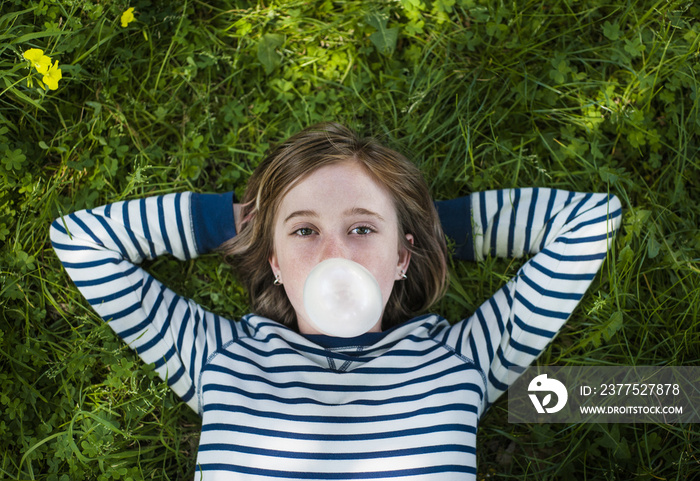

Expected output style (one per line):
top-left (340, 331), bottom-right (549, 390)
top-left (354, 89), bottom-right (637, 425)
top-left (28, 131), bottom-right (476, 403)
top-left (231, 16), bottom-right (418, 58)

top-left (302, 331), bottom-right (389, 349)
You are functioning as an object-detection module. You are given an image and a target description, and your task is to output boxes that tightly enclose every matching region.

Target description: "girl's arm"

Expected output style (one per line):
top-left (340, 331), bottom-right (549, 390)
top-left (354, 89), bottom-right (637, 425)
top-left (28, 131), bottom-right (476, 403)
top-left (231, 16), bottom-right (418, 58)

top-left (437, 188), bottom-right (622, 410)
top-left (50, 192), bottom-right (239, 415)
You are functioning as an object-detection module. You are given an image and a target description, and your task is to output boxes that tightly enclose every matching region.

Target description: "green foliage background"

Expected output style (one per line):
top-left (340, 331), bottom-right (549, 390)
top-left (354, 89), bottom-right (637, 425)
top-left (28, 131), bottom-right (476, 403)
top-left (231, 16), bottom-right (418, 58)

top-left (1, 0), bottom-right (698, 479)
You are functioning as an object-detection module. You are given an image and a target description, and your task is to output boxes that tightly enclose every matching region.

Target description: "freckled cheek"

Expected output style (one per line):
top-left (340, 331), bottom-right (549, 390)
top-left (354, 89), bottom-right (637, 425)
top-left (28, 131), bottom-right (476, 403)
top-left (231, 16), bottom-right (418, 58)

top-left (274, 252), bottom-right (308, 309)
top-left (358, 251), bottom-right (400, 296)
top-left (288, 245), bottom-right (319, 270)
top-left (375, 268), bottom-right (400, 299)
top-left (274, 241), bottom-right (315, 281)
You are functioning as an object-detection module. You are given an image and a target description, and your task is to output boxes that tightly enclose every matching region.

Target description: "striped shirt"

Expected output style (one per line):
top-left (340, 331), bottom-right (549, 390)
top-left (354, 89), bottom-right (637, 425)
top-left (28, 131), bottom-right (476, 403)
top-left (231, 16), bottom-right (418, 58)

top-left (50, 188), bottom-right (622, 480)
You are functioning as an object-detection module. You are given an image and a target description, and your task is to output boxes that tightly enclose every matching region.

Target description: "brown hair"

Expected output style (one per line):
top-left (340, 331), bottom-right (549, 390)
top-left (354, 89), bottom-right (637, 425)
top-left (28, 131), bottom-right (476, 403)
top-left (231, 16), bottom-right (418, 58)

top-left (219, 122), bottom-right (448, 331)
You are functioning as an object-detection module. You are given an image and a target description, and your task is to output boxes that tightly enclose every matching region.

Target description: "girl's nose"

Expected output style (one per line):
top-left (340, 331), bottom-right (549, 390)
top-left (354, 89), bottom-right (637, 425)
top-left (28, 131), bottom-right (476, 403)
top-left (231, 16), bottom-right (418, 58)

top-left (319, 234), bottom-right (350, 262)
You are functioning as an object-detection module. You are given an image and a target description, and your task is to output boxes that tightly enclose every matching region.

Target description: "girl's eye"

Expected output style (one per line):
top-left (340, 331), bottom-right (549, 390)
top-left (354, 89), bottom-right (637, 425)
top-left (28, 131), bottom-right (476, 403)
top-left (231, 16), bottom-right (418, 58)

top-left (294, 227), bottom-right (315, 236)
top-left (351, 226), bottom-right (374, 235)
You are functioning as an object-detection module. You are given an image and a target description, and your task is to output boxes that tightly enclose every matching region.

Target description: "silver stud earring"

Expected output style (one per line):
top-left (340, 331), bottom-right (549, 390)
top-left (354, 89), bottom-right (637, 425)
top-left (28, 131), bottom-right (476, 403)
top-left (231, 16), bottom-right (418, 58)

top-left (399, 270), bottom-right (407, 280)
top-left (273, 274), bottom-right (282, 286)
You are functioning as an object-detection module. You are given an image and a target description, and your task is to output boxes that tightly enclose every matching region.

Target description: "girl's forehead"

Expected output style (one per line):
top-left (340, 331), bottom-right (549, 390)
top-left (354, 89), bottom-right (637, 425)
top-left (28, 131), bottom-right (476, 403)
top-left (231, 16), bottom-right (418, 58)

top-left (275, 161), bottom-right (398, 219)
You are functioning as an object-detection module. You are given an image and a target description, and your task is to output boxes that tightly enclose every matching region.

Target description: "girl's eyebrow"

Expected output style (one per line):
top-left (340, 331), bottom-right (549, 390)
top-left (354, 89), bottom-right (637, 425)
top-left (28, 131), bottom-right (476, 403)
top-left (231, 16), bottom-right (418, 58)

top-left (284, 210), bottom-right (318, 223)
top-left (344, 207), bottom-right (385, 221)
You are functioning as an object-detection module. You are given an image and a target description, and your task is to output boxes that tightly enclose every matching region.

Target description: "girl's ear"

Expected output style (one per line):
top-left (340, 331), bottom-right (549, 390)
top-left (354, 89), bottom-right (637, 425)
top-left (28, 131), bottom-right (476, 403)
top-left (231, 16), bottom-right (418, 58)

top-left (269, 252), bottom-right (280, 279)
top-left (396, 233), bottom-right (413, 280)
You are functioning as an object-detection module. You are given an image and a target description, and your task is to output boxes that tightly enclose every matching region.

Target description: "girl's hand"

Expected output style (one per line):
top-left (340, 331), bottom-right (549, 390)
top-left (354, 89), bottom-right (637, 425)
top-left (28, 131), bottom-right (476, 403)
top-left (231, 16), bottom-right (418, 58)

top-left (233, 203), bottom-right (243, 235)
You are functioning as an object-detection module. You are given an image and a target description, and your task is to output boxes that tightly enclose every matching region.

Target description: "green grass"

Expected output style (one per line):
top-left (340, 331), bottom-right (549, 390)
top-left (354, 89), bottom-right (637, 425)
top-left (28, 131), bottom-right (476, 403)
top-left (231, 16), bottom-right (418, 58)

top-left (1, 0), bottom-right (699, 479)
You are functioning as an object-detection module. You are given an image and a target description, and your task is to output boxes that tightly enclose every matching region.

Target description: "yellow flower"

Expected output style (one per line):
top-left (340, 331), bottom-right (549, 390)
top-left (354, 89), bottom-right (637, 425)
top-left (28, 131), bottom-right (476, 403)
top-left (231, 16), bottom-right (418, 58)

top-left (23, 48), bottom-right (52, 76)
top-left (42, 60), bottom-right (63, 90)
top-left (121, 7), bottom-right (136, 27)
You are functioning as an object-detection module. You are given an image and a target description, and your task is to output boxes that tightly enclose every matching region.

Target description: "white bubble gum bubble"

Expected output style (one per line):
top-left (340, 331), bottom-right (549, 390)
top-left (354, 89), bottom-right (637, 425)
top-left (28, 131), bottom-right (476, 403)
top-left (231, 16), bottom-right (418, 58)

top-left (303, 258), bottom-right (383, 338)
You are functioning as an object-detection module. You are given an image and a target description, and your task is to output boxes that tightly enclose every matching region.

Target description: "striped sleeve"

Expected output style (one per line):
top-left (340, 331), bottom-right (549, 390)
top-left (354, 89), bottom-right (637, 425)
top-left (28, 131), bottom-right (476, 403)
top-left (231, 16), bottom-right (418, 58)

top-left (50, 191), bottom-right (239, 414)
top-left (439, 188), bottom-right (622, 409)
top-left (435, 196), bottom-right (475, 261)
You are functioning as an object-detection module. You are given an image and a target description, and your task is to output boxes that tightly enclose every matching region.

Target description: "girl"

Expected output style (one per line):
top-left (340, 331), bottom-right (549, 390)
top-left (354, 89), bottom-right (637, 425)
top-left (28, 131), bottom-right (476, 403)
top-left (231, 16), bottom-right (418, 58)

top-left (51, 122), bottom-right (621, 480)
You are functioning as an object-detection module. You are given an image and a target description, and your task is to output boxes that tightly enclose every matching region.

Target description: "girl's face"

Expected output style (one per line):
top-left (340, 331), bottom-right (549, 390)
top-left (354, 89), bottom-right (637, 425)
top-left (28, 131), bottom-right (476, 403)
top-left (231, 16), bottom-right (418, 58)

top-left (269, 161), bottom-right (412, 335)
